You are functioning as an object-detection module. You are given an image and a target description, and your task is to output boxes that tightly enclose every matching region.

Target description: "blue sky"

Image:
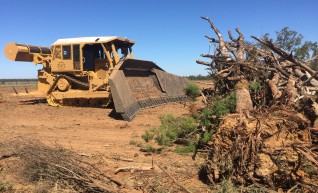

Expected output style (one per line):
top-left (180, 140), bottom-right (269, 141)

top-left (0, 0), bottom-right (317, 78)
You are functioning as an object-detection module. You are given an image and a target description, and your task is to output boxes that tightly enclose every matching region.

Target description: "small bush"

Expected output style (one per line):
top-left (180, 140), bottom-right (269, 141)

top-left (155, 114), bottom-right (197, 146)
top-left (198, 130), bottom-right (213, 145)
top-left (249, 81), bottom-right (261, 93)
top-left (142, 114), bottom-right (197, 146)
top-left (142, 127), bottom-right (157, 142)
top-left (142, 112), bottom-right (216, 154)
top-left (160, 113), bottom-right (177, 129)
top-left (173, 144), bottom-right (196, 154)
top-left (157, 131), bottom-right (178, 146)
top-left (200, 108), bottom-right (214, 127)
top-left (185, 82), bottom-right (200, 99)
top-left (129, 140), bottom-right (138, 146)
top-left (144, 145), bottom-right (156, 153)
top-left (212, 92), bottom-right (236, 117)
top-left (197, 92), bottom-right (236, 130)
top-left (192, 93), bottom-right (236, 148)
top-left (130, 140), bottom-right (144, 148)
top-left (139, 144), bottom-right (162, 154)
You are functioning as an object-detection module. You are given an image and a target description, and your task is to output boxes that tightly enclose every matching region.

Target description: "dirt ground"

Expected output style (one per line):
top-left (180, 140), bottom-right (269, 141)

top-left (0, 84), bottom-right (211, 192)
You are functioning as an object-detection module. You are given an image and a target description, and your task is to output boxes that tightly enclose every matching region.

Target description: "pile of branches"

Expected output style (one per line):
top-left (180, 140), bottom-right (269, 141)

top-left (0, 139), bottom-right (121, 192)
top-left (197, 17), bottom-right (318, 116)
top-left (196, 17), bottom-right (318, 192)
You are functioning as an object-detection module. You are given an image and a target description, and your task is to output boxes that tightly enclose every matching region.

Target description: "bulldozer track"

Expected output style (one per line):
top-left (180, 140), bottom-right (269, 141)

top-left (46, 74), bottom-right (92, 106)
top-left (47, 74), bottom-right (89, 95)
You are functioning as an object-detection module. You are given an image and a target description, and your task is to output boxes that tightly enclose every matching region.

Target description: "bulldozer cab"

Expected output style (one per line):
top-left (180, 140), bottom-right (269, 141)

top-left (50, 37), bottom-right (135, 74)
top-left (83, 44), bottom-right (104, 71)
top-left (82, 43), bottom-right (131, 71)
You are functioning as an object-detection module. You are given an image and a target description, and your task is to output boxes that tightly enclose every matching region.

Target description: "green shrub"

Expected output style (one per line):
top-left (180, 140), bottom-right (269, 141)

top-left (142, 111), bottom-right (216, 153)
top-left (212, 100), bottom-right (230, 117)
top-left (129, 140), bottom-right (144, 148)
top-left (249, 81), bottom-right (261, 93)
top-left (197, 92), bottom-right (236, 130)
top-left (177, 116), bottom-right (197, 136)
top-left (142, 127), bottom-right (156, 142)
top-left (159, 113), bottom-right (177, 129)
top-left (198, 130), bottom-right (213, 145)
top-left (144, 145), bottom-right (155, 153)
top-left (143, 114), bottom-right (197, 146)
top-left (200, 107), bottom-right (215, 127)
top-left (185, 82), bottom-right (200, 99)
top-left (212, 92), bottom-right (236, 117)
top-left (129, 140), bottom-right (138, 146)
top-left (173, 144), bottom-right (196, 154)
top-left (155, 132), bottom-right (172, 146)
top-left (156, 115), bottom-right (197, 146)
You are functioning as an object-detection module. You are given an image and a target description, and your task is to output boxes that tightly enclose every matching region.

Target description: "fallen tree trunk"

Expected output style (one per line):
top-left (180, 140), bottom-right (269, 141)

top-left (235, 79), bottom-right (253, 112)
top-left (268, 73), bottom-right (282, 100)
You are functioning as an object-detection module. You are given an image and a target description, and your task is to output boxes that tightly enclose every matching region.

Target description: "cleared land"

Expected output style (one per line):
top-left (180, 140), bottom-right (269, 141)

top-left (0, 83), bottom-right (210, 192)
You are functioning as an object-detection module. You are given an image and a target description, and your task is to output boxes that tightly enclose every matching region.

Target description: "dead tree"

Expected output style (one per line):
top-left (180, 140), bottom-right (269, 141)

top-left (197, 17), bottom-right (253, 112)
top-left (197, 17), bottom-right (318, 118)
top-left (197, 18), bottom-right (318, 191)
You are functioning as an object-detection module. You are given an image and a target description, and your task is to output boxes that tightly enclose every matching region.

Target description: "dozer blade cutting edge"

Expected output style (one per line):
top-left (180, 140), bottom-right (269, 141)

top-left (109, 58), bottom-right (188, 121)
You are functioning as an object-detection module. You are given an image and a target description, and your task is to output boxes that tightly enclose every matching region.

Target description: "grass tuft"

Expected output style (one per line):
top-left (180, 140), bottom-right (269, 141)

top-left (141, 127), bottom-right (156, 142)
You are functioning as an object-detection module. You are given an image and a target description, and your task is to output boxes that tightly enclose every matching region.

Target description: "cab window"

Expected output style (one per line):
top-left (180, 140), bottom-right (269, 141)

top-left (62, 45), bottom-right (71, 60)
top-left (53, 45), bottom-right (61, 59)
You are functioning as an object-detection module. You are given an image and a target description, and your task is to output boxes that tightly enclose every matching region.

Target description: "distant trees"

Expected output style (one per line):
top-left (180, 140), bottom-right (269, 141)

top-left (258, 27), bottom-right (318, 69)
top-left (185, 74), bottom-right (210, 80)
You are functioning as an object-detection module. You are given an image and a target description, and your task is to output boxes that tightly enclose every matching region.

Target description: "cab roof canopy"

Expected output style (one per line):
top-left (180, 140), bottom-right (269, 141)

top-left (52, 36), bottom-right (135, 46)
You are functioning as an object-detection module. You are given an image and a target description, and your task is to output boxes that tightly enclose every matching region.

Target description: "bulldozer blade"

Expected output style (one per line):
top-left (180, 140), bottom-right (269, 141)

top-left (109, 59), bottom-right (188, 121)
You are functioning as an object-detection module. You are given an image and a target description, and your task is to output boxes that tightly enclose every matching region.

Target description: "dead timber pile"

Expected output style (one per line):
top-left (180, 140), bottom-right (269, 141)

top-left (196, 17), bottom-right (318, 192)
top-left (0, 139), bottom-right (122, 192)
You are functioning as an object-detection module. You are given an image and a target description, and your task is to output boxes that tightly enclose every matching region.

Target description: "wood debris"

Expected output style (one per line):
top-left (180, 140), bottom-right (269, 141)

top-left (196, 17), bottom-right (318, 192)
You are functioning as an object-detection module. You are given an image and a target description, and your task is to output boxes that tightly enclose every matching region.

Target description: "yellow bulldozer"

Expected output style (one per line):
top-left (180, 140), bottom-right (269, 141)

top-left (4, 36), bottom-right (188, 120)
